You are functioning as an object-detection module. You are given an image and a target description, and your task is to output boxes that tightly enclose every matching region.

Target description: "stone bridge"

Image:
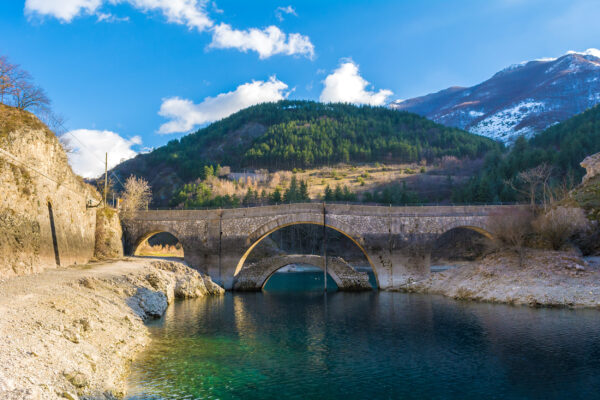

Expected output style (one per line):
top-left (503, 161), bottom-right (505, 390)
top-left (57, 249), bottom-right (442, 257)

top-left (125, 203), bottom-right (521, 290)
top-left (233, 254), bottom-right (373, 291)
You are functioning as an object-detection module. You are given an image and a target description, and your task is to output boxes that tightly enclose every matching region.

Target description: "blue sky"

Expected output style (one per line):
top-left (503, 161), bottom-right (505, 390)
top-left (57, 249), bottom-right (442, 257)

top-left (1, 0), bottom-right (600, 176)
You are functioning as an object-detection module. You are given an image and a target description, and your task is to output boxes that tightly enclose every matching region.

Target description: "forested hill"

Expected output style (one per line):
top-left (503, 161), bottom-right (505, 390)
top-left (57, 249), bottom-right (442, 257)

top-left (453, 104), bottom-right (600, 203)
top-left (112, 100), bottom-right (499, 184)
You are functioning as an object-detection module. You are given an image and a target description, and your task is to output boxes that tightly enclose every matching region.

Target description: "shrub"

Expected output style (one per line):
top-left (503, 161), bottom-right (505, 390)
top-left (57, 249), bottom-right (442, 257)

top-left (487, 208), bottom-right (534, 266)
top-left (533, 207), bottom-right (590, 250)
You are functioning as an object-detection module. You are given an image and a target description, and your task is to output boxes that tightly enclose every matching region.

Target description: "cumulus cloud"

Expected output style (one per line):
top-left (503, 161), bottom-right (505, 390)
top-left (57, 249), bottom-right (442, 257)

top-left (158, 76), bottom-right (289, 134)
top-left (25, 0), bottom-right (213, 31)
top-left (62, 129), bottom-right (141, 178)
top-left (25, 1), bottom-right (314, 59)
top-left (319, 61), bottom-right (393, 106)
top-left (209, 23), bottom-right (314, 59)
top-left (123, 0), bottom-right (213, 31)
top-left (25, 0), bottom-right (103, 22)
top-left (275, 5), bottom-right (297, 21)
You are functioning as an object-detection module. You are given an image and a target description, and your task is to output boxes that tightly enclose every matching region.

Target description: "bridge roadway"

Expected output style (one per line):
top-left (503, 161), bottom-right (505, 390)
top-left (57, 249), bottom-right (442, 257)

top-left (125, 203), bottom-right (521, 290)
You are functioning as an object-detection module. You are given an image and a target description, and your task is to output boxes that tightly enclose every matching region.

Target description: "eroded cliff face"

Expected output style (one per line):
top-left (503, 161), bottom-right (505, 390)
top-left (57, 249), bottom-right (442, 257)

top-left (0, 104), bottom-right (99, 278)
top-left (94, 208), bottom-right (124, 260)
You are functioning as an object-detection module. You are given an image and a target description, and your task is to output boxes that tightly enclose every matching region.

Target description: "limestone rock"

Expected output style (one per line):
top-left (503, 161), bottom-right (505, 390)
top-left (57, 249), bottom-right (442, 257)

top-left (581, 152), bottom-right (600, 183)
top-left (130, 287), bottom-right (168, 320)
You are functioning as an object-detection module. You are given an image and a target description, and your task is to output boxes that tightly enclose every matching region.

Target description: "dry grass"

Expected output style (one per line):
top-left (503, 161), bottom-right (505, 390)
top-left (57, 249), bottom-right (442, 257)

top-left (207, 161), bottom-right (468, 201)
top-left (0, 103), bottom-right (51, 141)
top-left (137, 243), bottom-right (184, 258)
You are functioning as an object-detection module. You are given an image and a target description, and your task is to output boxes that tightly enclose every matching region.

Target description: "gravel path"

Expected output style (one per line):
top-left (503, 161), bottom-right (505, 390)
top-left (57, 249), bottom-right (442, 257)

top-left (0, 258), bottom-right (223, 400)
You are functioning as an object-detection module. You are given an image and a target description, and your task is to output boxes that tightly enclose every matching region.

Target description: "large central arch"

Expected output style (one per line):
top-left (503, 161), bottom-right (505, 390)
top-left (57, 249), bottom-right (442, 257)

top-left (234, 220), bottom-right (379, 287)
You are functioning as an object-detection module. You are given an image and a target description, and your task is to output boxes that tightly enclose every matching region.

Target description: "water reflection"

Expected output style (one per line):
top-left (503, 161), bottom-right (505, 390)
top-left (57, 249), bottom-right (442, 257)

top-left (128, 274), bottom-right (600, 400)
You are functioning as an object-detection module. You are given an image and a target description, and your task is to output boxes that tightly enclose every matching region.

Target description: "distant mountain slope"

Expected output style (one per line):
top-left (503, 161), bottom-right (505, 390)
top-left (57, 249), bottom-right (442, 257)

top-left (451, 103), bottom-right (600, 203)
top-left (111, 100), bottom-right (499, 204)
top-left (390, 49), bottom-right (600, 142)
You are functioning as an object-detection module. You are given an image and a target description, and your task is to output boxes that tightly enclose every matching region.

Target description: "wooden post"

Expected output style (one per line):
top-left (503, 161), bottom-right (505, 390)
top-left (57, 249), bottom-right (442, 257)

top-left (103, 152), bottom-right (108, 208)
top-left (323, 202), bottom-right (327, 291)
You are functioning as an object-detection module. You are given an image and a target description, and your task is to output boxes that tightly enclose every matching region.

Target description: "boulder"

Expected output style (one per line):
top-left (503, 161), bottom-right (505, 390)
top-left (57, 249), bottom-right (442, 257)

top-left (580, 152), bottom-right (600, 183)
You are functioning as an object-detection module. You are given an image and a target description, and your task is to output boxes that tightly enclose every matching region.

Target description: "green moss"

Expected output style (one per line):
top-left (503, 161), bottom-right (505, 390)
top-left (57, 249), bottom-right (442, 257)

top-left (572, 175), bottom-right (600, 220)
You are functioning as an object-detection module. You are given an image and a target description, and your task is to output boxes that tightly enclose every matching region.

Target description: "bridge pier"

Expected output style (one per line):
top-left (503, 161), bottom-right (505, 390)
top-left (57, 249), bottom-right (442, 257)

top-left (364, 242), bottom-right (431, 290)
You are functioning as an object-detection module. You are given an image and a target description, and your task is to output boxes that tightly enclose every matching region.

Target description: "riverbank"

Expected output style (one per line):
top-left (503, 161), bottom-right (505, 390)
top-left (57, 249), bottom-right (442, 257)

top-left (0, 258), bottom-right (223, 400)
top-left (396, 250), bottom-right (600, 308)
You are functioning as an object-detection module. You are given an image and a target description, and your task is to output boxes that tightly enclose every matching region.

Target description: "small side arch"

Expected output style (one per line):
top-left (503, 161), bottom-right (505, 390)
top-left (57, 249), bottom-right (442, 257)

top-left (234, 254), bottom-right (372, 291)
top-left (131, 226), bottom-right (186, 257)
top-left (440, 219), bottom-right (494, 240)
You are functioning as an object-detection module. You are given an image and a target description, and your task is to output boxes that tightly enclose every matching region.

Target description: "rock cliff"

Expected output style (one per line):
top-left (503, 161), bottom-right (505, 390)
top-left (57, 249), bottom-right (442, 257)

top-left (0, 105), bottom-right (99, 278)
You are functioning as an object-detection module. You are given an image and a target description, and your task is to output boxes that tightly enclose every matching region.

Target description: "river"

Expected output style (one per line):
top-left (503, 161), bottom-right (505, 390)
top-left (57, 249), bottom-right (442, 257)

top-left (126, 271), bottom-right (600, 399)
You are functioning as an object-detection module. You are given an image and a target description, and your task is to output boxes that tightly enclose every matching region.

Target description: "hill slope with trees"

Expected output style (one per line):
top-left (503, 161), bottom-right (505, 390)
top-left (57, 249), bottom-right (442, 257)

top-left (452, 104), bottom-right (600, 203)
top-left (112, 100), bottom-right (499, 205)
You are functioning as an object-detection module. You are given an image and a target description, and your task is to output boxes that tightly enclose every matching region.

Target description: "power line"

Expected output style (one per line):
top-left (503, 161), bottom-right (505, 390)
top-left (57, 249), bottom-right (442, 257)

top-left (61, 126), bottom-right (127, 189)
top-left (0, 146), bottom-right (90, 200)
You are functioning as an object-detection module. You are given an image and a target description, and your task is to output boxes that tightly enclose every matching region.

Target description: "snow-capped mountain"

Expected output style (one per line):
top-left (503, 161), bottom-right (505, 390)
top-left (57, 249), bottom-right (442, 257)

top-left (390, 49), bottom-right (600, 142)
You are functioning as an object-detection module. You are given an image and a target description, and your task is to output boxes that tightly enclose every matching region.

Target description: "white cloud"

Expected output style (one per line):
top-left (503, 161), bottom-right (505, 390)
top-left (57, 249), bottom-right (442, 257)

top-left (319, 61), bottom-right (393, 106)
top-left (25, 0), bottom-right (213, 31)
top-left (62, 129), bottom-right (141, 178)
top-left (275, 5), bottom-right (297, 21)
top-left (25, 1), bottom-right (315, 59)
top-left (25, 0), bottom-right (103, 22)
top-left (209, 23), bottom-right (314, 59)
top-left (123, 0), bottom-right (213, 31)
top-left (158, 76), bottom-right (289, 134)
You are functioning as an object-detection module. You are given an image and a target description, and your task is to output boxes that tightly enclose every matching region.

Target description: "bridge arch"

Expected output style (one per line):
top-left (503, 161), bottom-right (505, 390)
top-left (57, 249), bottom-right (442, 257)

top-left (132, 226), bottom-right (186, 257)
top-left (235, 255), bottom-right (372, 291)
top-left (235, 220), bottom-right (379, 287)
top-left (440, 220), bottom-right (494, 240)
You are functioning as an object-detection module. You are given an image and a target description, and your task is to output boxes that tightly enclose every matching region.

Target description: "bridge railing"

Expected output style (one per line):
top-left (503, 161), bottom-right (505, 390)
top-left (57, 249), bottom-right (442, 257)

top-left (144, 201), bottom-right (524, 211)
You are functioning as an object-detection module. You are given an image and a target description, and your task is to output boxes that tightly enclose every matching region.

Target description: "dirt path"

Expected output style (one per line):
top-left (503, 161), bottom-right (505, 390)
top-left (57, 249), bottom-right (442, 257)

top-left (0, 258), bottom-right (223, 400)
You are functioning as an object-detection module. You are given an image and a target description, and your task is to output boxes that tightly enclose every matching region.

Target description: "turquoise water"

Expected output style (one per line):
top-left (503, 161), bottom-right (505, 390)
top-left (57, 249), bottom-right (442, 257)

top-left (126, 272), bottom-right (600, 400)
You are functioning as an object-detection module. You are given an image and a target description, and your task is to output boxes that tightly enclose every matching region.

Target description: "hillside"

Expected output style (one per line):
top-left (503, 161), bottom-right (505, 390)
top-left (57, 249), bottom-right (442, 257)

top-left (452, 104), bottom-right (600, 203)
top-left (112, 100), bottom-right (499, 205)
top-left (390, 50), bottom-right (600, 142)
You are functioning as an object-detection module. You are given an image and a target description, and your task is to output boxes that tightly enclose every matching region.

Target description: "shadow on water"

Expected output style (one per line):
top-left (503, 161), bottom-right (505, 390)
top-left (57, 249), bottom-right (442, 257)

top-left (127, 274), bottom-right (600, 400)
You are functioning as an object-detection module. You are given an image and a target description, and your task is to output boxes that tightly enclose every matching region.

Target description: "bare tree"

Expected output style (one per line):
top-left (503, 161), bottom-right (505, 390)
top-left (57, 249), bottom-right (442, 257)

top-left (0, 54), bottom-right (51, 112)
top-left (12, 76), bottom-right (50, 111)
top-left (533, 207), bottom-right (590, 250)
top-left (508, 163), bottom-right (553, 209)
top-left (487, 208), bottom-right (534, 266)
top-left (120, 175), bottom-right (152, 225)
top-left (0, 55), bottom-right (17, 103)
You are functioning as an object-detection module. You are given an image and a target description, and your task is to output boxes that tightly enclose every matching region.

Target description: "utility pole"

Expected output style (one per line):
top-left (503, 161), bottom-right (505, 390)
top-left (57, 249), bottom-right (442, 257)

top-left (104, 152), bottom-right (108, 208)
top-left (323, 202), bottom-right (328, 291)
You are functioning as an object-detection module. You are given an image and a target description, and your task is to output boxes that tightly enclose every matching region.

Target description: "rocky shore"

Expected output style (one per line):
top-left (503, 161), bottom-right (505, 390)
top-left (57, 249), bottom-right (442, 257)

top-left (0, 258), bottom-right (223, 400)
top-left (396, 250), bottom-right (600, 308)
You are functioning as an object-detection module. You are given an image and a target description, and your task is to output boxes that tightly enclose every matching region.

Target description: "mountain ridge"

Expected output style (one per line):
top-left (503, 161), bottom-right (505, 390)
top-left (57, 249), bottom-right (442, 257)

top-left (390, 50), bottom-right (600, 142)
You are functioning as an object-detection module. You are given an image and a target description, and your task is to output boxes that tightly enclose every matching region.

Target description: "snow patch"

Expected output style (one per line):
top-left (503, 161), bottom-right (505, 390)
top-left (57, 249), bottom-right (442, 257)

top-left (566, 48), bottom-right (600, 59)
top-left (470, 100), bottom-right (545, 142)
top-left (469, 110), bottom-right (484, 117)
